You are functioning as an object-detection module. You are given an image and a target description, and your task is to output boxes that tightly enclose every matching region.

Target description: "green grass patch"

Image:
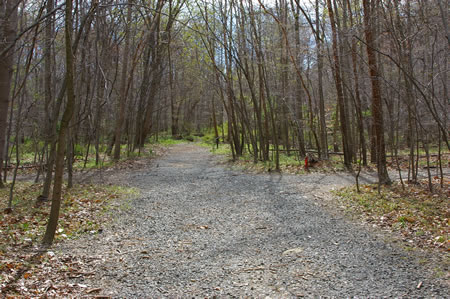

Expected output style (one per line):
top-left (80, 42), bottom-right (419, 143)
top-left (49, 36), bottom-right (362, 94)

top-left (71, 143), bottom-right (156, 171)
top-left (151, 136), bottom-right (187, 145)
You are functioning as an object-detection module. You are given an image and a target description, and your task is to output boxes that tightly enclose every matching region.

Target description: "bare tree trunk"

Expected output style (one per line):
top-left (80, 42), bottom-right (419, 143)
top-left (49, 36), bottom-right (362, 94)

top-left (7, 91), bottom-right (25, 211)
top-left (280, 0), bottom-right (290, 155)
top-left (248, 2), bottom-right (270, 161)
top-left (168, 38), bottom-right (178, 137)
top-left (0, 0), bottom-right (19, 188)
top-left (347, 0), bottom-right (367, 165)
top-left (205, 5), bottom-right (220, 144)
top-left (66, 133), bottom-right (74, 188)
top-left (363, 0), bottom-right (391, 185)
top-left (316, 0), bottom-right (328, 159)
top-left (37, 0), bottom-right (54, 185)
top-left (113, 0), bottom-right (133, 161)
top-left (291, 2), bottom-right (306, 157)
top-left (39, 1), bottom-right (97, 200)
top-left (326, 0), bottom-right (352, 169)
top-left (334, 0), bottom-right (354, 162)
top-left (94, 66), bottom-right (105, 166)
top-left (43, 0), bottom-right (76, 245)
top-left (222, 0), bottom-right (241, 157)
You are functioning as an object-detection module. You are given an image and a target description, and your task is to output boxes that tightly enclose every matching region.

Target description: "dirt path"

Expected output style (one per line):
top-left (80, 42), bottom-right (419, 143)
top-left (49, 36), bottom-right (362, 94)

top-left (58, 144), bottom-right (448, 297)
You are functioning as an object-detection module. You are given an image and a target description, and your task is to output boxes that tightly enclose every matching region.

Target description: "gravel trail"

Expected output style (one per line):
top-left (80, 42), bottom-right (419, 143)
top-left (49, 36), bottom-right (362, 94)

top-left (61, 144), bottom-right (448, 297)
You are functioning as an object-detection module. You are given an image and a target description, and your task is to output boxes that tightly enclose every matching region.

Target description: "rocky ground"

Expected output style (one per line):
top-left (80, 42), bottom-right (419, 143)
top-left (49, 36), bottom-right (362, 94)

top-left (55, 143), bottom-right (448, 298)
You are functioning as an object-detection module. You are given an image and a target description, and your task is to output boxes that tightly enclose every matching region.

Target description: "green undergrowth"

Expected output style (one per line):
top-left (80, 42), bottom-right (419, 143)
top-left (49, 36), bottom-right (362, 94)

top-left (72, 143), bottom-right (155, 171)
top-left (334, 180), bottom-right (449, 252)
top-left (6, 142), bottom-right (158, 176)
top-left (151, 136), bottom-right (187, 145)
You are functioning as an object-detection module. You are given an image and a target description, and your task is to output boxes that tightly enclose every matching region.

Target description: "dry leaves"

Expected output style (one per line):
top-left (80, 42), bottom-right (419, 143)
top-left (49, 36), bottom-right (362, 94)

top-left (334, 177), bottom-right (449, 252)
top-left (0, 182), bottom-right (136, 297)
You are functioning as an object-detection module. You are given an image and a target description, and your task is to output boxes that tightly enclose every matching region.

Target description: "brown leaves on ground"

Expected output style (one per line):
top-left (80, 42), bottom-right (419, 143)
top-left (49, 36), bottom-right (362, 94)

top-left (0, 182), bottom-right (136, 297)
top-left (386, 153), bottom-right (450, 171)
top-left (334, 177), bottom-right (449, 252)
top-left (1, 249), bottom-right (98, 297)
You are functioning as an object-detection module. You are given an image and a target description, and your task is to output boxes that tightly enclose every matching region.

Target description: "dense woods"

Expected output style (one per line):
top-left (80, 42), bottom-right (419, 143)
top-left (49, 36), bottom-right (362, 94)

top-left (0, 0), bottom-right (448, 244)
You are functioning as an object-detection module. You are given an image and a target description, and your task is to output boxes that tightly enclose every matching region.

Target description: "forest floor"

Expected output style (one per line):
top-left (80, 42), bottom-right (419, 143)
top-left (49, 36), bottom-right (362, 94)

top-left (1, 143), bottom-right (449, 297)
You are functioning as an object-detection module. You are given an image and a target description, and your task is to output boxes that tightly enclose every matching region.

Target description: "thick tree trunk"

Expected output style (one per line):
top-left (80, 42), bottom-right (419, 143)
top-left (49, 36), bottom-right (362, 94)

top-left (0, 0), bottom-right (19, 188)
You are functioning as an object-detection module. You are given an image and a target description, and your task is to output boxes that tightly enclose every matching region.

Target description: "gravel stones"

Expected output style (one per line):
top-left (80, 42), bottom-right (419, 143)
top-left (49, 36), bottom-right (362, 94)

top-left (59, 144), bottom-right (448, 298)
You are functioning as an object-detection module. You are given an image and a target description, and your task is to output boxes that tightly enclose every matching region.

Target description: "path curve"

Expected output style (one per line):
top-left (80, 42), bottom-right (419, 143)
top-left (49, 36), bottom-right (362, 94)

top-left (60, 144), bottom-right (448, 297)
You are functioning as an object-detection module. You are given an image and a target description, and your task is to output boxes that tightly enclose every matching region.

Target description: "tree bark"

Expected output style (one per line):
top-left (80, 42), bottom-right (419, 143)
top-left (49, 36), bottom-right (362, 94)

top-left (0, 0), bottom-right (19, 188)
top-left (113, 0), bottom-right (133, 161)
top-left (39, 1), bottom-right (97, 200)
top-left (362, 0), bottom-right (391, 185)
top-left (347, 0), bottom-right (367, 165)
top-left (43, 0), bottom-right (76, 245)
top-left (316, 0), bottom-right (328, 159)
top-left (326, 0), bottom-right (352, 169)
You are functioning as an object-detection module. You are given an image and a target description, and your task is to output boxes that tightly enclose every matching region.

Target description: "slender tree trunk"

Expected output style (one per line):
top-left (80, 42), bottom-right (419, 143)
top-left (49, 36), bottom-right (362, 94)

top-left (347, 0), bottom-right (367, 165)
top-left (139, 67), bottom-right (163, 147)
top-left (316, 0), bottom-right (328, 159)
top-left (39, 0), bottom-right (54, 184)
top-left (43, 0), bottom-right (76, 245)
top-left (334, 0), bottom-right (354, 162)
top-left (39, 1), bottom-right (97, 200)
top-left (66, 134), bottom-right (73, 188)
top-left (204, 3), bottom-right (220, 145)
top-left (8, 91), bottom-right (25, 211)
top-left (292, 4), bottom-right (306, 157)
top-left (113, 0), bottom-right (133, 161)
top-left (222, 2), bottom-right (241, 157)
top-left (248, 2), bottom-right (270, 161)
top-left (94, 67), bottom-right (104, 166)
top-left (333, 105), bottom-right (340, 152)
top-left (280, 0), bottom-right (290, 155)
top-left (326, 0), bottom-right (351, 168)
top-left (363, 0), bottom-right (390, 184)
top-left (168, 42), bottom-right (178, 137)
